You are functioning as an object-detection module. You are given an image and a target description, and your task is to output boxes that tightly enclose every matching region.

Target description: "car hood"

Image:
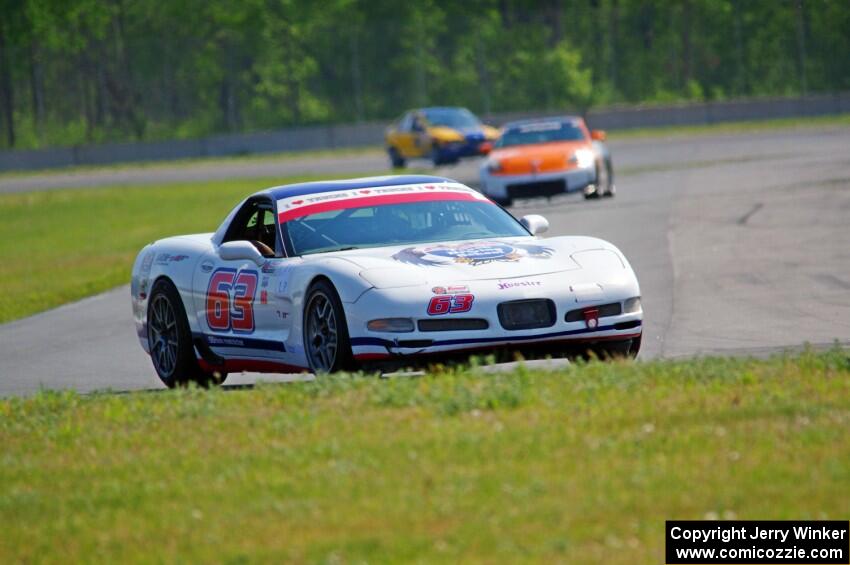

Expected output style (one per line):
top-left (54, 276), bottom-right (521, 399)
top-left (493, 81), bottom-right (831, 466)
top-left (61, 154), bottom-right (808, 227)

top-left (491, 140), bottom-right (591, 175)
top-left (319, 236), bottom-right (626, 289)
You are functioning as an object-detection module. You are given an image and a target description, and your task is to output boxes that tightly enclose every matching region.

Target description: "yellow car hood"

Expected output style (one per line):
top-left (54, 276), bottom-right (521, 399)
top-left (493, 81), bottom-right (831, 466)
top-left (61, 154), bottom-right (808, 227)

top-left (427, 126), bottom-right (465, 142)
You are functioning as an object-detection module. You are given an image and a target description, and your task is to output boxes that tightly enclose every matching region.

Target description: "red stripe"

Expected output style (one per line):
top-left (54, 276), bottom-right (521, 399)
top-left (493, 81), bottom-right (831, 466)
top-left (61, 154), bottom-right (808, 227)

top-left (198, 358), bottom-right (308, 374)
top-left (353, 353), bottom-right (393, 361)
top-left (278, 191), bottom-right (483, 222)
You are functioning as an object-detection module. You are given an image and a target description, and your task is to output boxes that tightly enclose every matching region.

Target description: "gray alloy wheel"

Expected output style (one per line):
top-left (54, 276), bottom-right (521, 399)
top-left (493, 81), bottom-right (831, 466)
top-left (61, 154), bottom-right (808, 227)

top-left (147, 278), bottom-right (225, 388)
top-left (303, 280), bottom-right (354, 374)
top-left (148, 292), bottom-right (180, 379)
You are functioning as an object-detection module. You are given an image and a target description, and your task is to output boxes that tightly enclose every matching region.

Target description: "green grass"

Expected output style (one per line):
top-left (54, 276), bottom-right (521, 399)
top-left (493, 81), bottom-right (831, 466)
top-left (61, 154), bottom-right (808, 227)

top-left (1, 349), bottom-right (848, 563)
top-left (608, 112), bottom-right (850, 140)
top-left (0, 144), bottom-right (384, 180)
top-left (0, 173), bottom-right (380, 323)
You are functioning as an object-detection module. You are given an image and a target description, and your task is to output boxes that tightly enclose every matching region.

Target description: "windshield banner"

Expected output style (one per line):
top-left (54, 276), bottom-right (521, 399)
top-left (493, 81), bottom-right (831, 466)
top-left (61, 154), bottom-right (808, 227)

top-left (276, 182), bottom-right (491, 222)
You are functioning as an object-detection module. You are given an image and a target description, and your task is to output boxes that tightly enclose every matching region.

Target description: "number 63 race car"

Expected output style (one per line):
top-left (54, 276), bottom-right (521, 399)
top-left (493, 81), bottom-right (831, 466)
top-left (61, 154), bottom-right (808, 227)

top-left (131, 175), bottom-right (643, 387)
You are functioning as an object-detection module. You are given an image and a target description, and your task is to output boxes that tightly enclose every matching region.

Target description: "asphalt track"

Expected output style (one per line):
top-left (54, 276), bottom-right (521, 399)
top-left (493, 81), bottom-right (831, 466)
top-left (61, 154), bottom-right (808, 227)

top-left (1, 126), bottom-right (849, 396)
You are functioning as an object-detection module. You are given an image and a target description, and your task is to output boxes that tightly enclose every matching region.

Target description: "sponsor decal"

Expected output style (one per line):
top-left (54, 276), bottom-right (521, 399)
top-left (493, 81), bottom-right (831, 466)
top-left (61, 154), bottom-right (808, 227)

top-left (427, 294), bottom-right (474, 316)
top-left (261, 260), bottom-right (278, 274)
top-left (203, 334), bottom-right (286, 352)
top-left (431, 285), bottom-right (469, 294)
top-left (277, 183), bottom-right (490, 222)
top-left (207, 335), bottom-right (245, 347)
top-left (261, 276), bottom-right (270, 288)
top-left (394, 241), bottom-right (553, 267)
top-left (156, 253), bottom-right (189, 265)
top-left (275, 262), bottom-right (296, 295)
top-left (260, 290), bottom-right (268, 305)
top-left (140, 251), bottom-right (155, 276)
top-left (498, 280), bottom-right (542, 290)
top-left (200, 260), bottom-right (214, 273)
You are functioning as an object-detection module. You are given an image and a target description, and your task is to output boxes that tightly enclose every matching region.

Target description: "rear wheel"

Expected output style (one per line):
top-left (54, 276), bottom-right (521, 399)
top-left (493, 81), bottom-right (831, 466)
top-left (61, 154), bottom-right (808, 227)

top-left (147, 279), bottom-right (226, 388)
top-left (303, 280), bottom-right (354, 374)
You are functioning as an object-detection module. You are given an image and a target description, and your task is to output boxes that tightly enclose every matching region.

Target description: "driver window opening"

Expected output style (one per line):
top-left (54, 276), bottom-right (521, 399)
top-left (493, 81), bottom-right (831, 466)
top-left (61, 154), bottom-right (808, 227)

top-left (223, 201), bottom-right (279, 258)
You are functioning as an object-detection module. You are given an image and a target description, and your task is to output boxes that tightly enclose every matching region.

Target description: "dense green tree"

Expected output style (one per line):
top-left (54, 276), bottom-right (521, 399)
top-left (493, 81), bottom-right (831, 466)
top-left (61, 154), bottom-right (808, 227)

top-left (0, 0), bottom-right (847, 149)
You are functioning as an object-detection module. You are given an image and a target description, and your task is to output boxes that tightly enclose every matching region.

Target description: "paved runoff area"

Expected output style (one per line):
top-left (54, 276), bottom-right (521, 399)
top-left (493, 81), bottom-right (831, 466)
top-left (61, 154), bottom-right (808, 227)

top-left (1, 125), bottom-right (849, 395)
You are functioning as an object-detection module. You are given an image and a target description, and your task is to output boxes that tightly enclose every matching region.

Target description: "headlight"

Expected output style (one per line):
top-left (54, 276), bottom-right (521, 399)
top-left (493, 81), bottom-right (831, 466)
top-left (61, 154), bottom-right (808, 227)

top-left (485, 157), bottom-right (503, 173)
top-left (623, 297), bottom-right (642, 314)
top-left (367, 318), bottom-right (415, 332)
top-left (573, 149), bottom-right (595, 168)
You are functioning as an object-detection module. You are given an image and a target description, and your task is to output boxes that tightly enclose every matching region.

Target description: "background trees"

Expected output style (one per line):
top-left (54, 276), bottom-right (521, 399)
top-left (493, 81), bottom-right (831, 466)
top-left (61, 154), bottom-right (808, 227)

top-left (0, 0), bottom-right (847, 149)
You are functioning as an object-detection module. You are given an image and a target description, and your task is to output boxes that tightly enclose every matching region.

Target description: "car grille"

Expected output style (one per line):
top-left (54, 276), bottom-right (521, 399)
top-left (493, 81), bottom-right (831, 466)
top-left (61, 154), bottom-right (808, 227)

top-left (564, 302), bottom-right (623, 322)
top-left (507, 179), bottom-right (566, 199)
top-left (497, 299), bottom-right (556, 331)
top-left (418, 319), bottom-right (489, 332)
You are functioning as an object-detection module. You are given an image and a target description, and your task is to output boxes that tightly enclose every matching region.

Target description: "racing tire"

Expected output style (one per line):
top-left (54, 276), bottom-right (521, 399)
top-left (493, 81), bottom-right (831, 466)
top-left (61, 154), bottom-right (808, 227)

top-left (598, 158), bottom-right (615, 197)
top-left (583, 188), bottom-right (601, 200)
top-left (388, 147), bottom-right (406, 169)
top-left (147, 278), bottom-right (226, 388)
top-left (628, 334), bottom-right (642, 357)
top-left (303, 279), bottom-right (355, 374)
top-left (431, 142), bottom-right (455, 167)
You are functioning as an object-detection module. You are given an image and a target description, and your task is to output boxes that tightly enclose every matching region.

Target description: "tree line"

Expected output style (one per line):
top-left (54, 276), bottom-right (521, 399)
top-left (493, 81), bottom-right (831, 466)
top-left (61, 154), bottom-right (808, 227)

top-left (0, 0), bottom-right (848, 150)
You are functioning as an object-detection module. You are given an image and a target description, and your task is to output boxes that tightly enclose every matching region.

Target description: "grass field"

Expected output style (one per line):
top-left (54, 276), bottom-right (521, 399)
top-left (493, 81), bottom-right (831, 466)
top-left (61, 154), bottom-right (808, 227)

top-left (608, 112), bottom-right (850, 139)
top-left (1, 349), bottom-right (848, 563)
top-left (0, 173), bottom-right (382, 323)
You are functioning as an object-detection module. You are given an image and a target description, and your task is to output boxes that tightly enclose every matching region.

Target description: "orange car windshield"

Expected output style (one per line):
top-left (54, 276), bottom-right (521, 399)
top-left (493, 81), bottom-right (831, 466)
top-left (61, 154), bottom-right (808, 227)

top-left (496, 121), bottom-right (586, 148)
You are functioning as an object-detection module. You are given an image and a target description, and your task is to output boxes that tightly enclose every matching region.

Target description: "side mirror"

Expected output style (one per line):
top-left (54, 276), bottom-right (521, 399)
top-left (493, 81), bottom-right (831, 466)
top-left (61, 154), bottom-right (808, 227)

top-left (520, 214), bottom-right (549, 236)
top-left (219, 240), bottom-right (265, 265)
top-left (590, 129), bottom-right (607, 142)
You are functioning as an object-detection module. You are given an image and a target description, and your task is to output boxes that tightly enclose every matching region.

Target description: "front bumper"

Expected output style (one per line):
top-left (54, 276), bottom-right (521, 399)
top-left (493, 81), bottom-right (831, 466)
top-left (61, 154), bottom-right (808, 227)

top-left (437, 138), bottom-right (492, 161)
top-left (480, 166), bottom-right (596, 200)
top-left (346, 283), bottom-right (642, 365)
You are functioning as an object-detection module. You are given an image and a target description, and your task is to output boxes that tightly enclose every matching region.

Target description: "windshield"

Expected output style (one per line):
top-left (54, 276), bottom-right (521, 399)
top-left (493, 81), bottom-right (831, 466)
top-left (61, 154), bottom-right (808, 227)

top-left (423, 108), bottom-right (481, 129)
top-left (495, 120), bottom-right (586, 148)
top-left (283, 200), bottom-right (528, 256)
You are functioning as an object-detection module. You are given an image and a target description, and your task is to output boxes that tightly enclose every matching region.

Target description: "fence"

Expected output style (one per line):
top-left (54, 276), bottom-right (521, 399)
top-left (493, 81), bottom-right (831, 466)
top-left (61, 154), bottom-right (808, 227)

top-left (2, 92), bottom-right (848, 172)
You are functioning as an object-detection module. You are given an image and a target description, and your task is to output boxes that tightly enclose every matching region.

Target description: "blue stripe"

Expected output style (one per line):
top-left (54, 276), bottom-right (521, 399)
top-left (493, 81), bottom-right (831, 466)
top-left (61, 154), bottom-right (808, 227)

top-left (350, 322), bottom-right (641, 349)
top-left (196, 333), bottom-right (286, 352)
top-left (268, 175), bottom-right (453, 200)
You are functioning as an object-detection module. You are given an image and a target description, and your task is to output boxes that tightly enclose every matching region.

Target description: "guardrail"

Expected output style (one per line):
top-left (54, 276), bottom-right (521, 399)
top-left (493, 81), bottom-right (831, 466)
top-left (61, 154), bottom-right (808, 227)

top-left (2, 92), bottom-right (848, 172)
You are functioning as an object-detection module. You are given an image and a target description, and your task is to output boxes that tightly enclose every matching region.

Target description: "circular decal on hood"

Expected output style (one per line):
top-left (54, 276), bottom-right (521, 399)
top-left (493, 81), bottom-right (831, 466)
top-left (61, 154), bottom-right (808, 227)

top-left (393, 241), bottom-right (553, 266)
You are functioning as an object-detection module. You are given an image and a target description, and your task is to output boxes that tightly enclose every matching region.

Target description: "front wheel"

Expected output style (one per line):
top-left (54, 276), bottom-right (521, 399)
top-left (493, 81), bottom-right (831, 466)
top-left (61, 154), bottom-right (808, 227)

top-left (147, 279), bottom-right (226, 388)
top-left (589, 336), bottom-right (640, 360)
top-left (598, 159), bottom-right (615, 197)
top-left (303, 280), bottom-right (354, 374)
top-left (388, 147), bottom-right (406, 169)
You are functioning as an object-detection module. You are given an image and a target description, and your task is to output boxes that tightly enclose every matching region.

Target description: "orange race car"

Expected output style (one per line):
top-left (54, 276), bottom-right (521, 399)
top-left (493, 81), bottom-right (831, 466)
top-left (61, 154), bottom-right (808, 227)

top-left (479, 116), bottom-right (613, 207)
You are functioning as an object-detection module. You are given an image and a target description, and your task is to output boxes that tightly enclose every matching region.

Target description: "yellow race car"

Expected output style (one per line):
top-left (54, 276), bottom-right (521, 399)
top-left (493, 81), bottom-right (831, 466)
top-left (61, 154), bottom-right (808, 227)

top-left (385, 107), bottom-right (500, 168)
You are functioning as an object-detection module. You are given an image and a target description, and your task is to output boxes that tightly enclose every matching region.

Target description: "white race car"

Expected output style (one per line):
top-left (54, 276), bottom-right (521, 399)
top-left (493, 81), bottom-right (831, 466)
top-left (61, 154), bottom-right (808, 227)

top-left (131, 175), bottom-right (642, 387)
